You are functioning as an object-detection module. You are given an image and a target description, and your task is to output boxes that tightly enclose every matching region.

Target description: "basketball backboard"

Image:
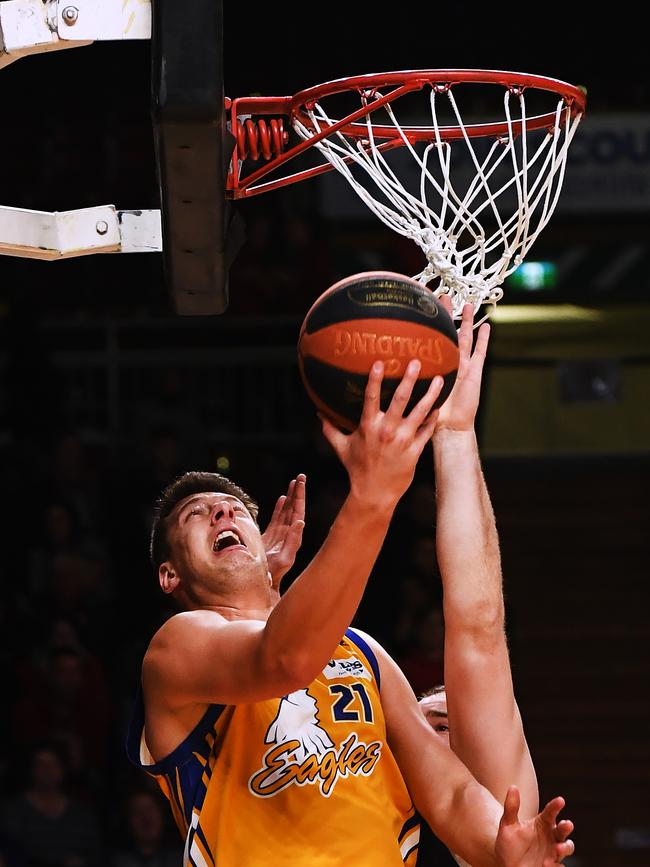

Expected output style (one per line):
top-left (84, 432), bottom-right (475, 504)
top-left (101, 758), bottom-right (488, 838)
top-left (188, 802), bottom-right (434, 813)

top-left (151, 0), bottom-right (243, 315)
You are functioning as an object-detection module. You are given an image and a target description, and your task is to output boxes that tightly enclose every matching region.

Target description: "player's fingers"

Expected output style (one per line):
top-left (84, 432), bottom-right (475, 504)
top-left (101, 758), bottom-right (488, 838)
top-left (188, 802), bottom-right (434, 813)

top-left (277, 483), bottom-right (294, 522)
top-left (280, 519), bottom-right (305, 562)
top-left (287, 516), bottom-right (305, 541)
top-left (557, 839), bottom-right (575, 858)
top-left (500, 785), bottom-right (521, 826)
top-left (457, 303), bottom-right (475, 360)
top-left (320, 414), bottom-right (348, 456)
top-left (437, 293), bottom-right (453, 318)
top-left (470, 322), bottom-right (491, 367)
top-left (360, 361), bottom-right (384, 423)
top-left (292, 474), bottom-right (306, 522)
top-left (540, 796), bottom-right (566, 827)
top-left (384, 359), bottom-right (421, 424)
top-left (404, 375), bottom-right (444, 434)
top-left (282, 479), bottom-right (301, 522)
top-left (265, 495), bottom-right (286, 538)
top-left (413, 408), bottom-right (440, 451)
top-left (542, 838), bottom-right (575, 867)
top-left (555, 819), bottom-right (574, 841)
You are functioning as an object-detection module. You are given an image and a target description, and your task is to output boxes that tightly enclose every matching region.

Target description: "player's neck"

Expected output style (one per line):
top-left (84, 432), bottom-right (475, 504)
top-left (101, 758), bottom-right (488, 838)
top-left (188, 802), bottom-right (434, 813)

top-left (186, 581), bottom-right (274, 620)
top-left (181, 563), bottom-right (274, 615)
top-left (201, 601), bottom-right (273, 621)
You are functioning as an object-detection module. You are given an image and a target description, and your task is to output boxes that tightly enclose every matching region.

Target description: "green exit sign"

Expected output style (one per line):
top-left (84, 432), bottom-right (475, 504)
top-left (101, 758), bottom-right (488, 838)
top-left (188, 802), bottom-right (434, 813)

top-left (508, 261), bottom-right (557, 291)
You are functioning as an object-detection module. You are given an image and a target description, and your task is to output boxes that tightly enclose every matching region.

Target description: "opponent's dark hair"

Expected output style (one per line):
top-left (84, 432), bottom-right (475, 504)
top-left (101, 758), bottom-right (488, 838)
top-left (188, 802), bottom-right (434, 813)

top-left (149, 471), bottom-right (258, 571)
top-left (419, 684), bottom-right (446, 699)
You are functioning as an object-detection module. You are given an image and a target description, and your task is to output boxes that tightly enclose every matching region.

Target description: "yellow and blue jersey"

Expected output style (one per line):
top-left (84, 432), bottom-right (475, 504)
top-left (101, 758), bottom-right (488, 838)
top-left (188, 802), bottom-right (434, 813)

top-left (127, 628), bottom-right (420, 866)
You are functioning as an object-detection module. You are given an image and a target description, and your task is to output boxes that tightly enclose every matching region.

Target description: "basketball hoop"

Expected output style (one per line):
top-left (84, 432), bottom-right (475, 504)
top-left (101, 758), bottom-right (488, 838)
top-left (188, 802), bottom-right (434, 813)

top-left (229, 70), bottom-right (586, 322)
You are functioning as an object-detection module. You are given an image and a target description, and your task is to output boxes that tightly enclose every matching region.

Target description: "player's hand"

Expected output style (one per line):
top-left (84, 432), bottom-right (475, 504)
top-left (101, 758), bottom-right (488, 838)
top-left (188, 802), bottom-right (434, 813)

top-left (495, 786), bottom-right (575, 867)
top-left (262, 475), bottom-right (306, 599)
top-left (435, 299), bottom-right (490, 434)
top-left (321, 360), bottom-right (443, 510)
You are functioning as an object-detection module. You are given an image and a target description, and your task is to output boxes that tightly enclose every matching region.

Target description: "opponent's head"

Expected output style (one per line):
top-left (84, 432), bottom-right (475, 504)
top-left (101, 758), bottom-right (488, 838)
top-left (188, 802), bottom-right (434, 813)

top-left (419, 685), bottom-right (449, 745)
top-left (150, 471), bottom-right (269, 609)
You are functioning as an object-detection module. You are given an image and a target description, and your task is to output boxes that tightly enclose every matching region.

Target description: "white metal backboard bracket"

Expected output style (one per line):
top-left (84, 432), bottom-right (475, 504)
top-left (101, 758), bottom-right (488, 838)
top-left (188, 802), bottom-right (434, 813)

top-left (55, 0), bottom-right (152, 42)
top-left (0, 0), bottom-right (151, 70)
top-left (0, 0), bottom-right (90, 69)
top-left (0, 205), bottom-right (162, 259)
top-left (0, 0), bottom-right (158, 259)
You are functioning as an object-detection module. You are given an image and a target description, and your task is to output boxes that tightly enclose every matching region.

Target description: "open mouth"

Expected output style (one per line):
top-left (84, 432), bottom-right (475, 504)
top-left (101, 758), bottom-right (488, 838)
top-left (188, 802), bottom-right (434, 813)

top-left (213, 529), bottom-right (245, 553)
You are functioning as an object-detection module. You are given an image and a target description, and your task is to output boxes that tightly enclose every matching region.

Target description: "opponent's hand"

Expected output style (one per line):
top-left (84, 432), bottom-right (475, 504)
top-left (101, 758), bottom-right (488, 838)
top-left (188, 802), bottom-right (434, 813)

top-left (435, 299), bottom-right (490, 433)
top-left (262, 475), bottom-right (306, 598)
top-left (495, 786), bottom-right (575, 867)
top-left (321, 360), bottom-right (443, 510)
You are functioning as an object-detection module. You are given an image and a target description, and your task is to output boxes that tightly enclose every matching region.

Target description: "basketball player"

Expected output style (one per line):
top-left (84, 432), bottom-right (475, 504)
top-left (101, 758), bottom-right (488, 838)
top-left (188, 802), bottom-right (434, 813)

top-left (416, 300), bottom-right (539, 867)
top-left (128, 360), bottom-right (574, 866)
top-left (433, 301), bottom-right (538, 810)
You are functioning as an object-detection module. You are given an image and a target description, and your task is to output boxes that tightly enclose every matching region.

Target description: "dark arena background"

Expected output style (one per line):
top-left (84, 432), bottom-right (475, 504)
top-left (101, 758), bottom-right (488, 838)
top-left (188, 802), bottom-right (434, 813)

top-left (0, 5), bottom-right (649, 866)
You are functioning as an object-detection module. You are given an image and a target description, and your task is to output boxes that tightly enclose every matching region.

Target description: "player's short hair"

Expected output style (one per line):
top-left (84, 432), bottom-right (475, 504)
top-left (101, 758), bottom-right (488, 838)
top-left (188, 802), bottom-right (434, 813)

top-left (150, 471), bottom-right (259, 570)
top-left (419, 684), bottom-right (446, 700)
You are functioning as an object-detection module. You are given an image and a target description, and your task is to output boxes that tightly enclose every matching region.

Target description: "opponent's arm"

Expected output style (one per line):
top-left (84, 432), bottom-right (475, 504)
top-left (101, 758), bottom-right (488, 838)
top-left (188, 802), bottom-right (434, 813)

top-left (144, 361), bottom-right (442, 707)
top-left (358, 631), bottom-right (573, 867)
top-left (433, 302), bottom-right (538, 818)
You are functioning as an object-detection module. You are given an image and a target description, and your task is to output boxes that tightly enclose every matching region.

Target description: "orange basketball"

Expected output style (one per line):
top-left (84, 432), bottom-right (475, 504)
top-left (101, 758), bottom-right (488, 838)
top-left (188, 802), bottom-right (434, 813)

top-left (298, 271), bottom-right (459, 430)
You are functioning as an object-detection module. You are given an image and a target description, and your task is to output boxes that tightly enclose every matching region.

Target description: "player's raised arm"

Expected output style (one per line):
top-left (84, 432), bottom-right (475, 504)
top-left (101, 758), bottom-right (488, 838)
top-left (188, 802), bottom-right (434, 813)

top-left (356, 631), bottom-right (574, 867)
top-left (432, 302), bottom-right (538, 818)
top-left (143, 360), bottom-right (443, 712)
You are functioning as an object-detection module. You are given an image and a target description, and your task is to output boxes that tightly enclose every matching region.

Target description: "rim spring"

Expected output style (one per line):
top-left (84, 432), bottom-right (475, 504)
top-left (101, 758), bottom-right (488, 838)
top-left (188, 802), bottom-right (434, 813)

top-left (236, 118), bottom-right (288, 161)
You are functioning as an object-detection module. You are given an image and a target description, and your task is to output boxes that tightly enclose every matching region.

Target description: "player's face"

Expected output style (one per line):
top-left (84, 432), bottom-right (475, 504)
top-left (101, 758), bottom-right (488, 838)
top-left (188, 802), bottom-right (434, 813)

top-left (419, 691), bottom-right (449, 746)
top-left (166, 492), bottom-right (267, 587)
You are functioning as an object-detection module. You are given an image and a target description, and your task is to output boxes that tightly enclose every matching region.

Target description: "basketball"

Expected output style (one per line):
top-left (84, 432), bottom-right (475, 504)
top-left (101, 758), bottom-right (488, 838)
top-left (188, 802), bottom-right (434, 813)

top-left (298, 271), bottom-right (459, 430)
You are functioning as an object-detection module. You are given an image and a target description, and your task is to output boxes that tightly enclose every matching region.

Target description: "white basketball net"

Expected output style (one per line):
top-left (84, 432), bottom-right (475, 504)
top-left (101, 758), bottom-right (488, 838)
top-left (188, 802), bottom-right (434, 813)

top-left (293, 85), bottom-right (583, 322)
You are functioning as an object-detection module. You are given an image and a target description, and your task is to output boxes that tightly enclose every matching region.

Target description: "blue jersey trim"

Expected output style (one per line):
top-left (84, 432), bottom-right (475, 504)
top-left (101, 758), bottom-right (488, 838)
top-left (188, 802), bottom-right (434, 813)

top-left (345, 628), bottom-right (381, 690)
top-left (126, 685), bottom-right (226, 775)
top-left (194, 822), bottom-right (215, 864)
top-left (399, 813), bottom-right (420, 842)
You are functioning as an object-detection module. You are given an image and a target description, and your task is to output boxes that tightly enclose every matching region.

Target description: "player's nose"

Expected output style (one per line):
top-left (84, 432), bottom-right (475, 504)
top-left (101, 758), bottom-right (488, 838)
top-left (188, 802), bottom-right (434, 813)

top-left (210, 499), bottom-right (235, 523)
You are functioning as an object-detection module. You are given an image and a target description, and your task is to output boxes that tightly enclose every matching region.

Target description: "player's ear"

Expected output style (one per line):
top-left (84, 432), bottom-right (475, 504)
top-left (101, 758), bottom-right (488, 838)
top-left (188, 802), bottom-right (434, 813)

top-left (159, 562), bottom-right (180, 595)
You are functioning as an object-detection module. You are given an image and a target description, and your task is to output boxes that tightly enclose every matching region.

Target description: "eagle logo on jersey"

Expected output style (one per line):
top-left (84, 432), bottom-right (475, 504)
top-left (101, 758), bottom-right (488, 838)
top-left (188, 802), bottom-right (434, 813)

top-left (249, 688), bottom-right (382, 799)
top-left (266, 689), bottom-right (334, 763)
